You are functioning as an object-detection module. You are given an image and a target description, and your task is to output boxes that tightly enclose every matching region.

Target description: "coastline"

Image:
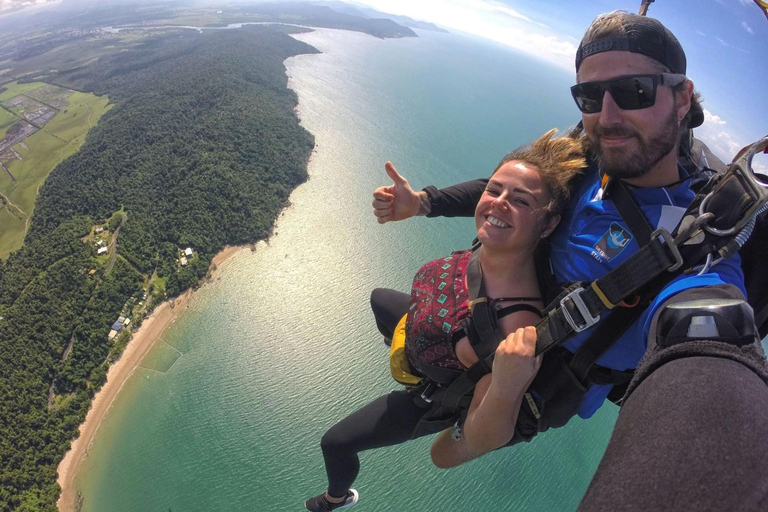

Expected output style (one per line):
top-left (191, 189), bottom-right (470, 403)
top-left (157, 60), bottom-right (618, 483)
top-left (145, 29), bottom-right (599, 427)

top-left (56, 245), bottom-right (246, 512)
top-left (55, 31), bottom-right (325, 512)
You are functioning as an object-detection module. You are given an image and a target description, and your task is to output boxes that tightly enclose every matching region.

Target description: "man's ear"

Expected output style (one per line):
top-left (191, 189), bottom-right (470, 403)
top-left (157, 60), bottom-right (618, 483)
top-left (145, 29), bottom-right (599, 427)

top-left (675, 79), bottom-right (694, 124)
top-left (541, 214), bottom-right (561, 239)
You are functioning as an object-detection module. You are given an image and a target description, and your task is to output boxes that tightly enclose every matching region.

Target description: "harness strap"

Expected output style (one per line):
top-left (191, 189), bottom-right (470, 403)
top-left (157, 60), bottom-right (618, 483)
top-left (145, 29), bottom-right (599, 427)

top-left (568, 179), bottom-right (687, 386)
top-left (606, 178), bottom-right (653, 245)
top-left (455, 303), bottom-right (541, 347)
top-left (569, 306), bottom-right (643, 384)
top-left (534, 236), bottom-right (679, 355)
top-left (489, 296), bottom-right (542, 304)
top-left (496, 303), bottom-right (542, 319)
top-left (465, 250), bottom-right (506, 365)
top-left (436, 354), bottom-right (493, 412)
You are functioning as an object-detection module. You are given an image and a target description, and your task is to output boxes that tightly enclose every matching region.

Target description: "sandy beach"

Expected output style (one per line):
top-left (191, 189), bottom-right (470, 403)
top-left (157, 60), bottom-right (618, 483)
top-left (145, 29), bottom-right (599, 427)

top-left (56, 245), bottom-right (245, 512)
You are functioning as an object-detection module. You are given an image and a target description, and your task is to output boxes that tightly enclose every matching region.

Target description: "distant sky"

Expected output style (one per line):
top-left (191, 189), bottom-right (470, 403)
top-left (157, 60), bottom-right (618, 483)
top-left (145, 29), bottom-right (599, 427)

top-left (2, 0), bottom-right (765, 165)
top-left (351, 0), bottom-right (767, 166)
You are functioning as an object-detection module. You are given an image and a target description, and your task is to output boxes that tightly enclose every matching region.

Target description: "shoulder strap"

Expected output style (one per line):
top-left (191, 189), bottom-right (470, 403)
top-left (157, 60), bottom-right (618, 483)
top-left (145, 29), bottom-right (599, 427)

top-left (606, 178), bottom-right (653, 245)
top-left (465, 250), bottom-right (506, 365)
top-left (567, 179), bottom-right (656, 382)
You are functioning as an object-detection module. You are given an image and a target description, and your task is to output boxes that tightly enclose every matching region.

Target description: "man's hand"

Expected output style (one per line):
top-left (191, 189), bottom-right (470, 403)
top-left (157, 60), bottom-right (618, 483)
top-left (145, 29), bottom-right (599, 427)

top-left (372, 162), bottom-right (428, 224)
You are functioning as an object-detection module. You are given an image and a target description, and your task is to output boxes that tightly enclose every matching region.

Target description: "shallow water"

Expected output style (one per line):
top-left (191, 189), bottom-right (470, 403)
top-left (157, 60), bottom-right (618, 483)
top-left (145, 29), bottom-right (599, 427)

top-left (75, 28), bottom-right (619, 512)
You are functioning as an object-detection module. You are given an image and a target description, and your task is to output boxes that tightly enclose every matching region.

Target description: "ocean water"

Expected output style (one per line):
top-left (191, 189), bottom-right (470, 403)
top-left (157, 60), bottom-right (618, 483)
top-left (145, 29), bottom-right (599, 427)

top-left (73, 28), bottom-right (619, 512)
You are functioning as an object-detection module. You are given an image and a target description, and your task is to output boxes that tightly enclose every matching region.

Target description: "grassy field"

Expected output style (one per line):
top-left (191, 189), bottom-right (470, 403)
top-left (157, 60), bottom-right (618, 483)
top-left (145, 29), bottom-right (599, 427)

top-left (0, 81), bottom-right (45, 103)
top-left (0, 82), bottom-right (111, 259)
top-left (0, 107), bottom-right (16, 139)
top-left (0, 207), bottom-right (27, 259)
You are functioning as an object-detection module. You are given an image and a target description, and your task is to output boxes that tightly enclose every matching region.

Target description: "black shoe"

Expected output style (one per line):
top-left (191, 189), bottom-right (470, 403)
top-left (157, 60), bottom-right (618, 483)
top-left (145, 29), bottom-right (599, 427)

top-left (305, 490), bottom-right (358, 511)
top-left (383, 336), bottom-right (392, 347)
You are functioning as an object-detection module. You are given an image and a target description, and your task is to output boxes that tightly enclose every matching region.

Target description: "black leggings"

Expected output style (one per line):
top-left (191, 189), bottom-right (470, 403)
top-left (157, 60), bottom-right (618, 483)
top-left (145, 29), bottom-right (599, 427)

top-left (320, 389), bottom-right (431, 497)
top-left (370, 288), bottom-right (410, 339)
top-left (320, 289), bottom-right (419, 497)
top-left (317, 289), bottom-right (419, 497)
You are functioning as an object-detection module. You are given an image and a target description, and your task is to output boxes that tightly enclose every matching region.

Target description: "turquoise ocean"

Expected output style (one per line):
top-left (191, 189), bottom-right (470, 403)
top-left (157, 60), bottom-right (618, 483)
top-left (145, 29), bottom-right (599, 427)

top-left (73, 28), bottom-right (621, 512)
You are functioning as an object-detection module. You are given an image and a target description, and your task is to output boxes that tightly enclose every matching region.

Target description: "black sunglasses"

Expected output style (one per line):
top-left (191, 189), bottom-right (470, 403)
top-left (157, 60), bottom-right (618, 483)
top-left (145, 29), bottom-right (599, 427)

top-left (570, 73), bottom-right (687, 113)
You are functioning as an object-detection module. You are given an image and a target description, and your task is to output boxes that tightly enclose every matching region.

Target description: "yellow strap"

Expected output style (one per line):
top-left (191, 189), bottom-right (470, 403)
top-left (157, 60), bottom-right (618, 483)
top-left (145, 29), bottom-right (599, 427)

top-left (467, 297), bottom-right (487, 310)
top-left (389, 314), bottom-right (421, 386)
top-left (590, 281), bottom-right (615, 310)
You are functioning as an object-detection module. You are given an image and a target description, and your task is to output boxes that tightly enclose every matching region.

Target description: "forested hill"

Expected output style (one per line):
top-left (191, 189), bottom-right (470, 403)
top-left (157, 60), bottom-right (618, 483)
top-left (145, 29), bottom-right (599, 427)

top-left (32, 26), bottom-right (317, 292)
top-left (0, 26), bottom-right (316, 511)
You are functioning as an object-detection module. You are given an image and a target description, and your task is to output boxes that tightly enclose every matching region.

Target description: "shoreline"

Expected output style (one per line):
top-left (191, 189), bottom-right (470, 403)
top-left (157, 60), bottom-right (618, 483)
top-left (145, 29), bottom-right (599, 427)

top-left (56, 245), bottom-right (246, 512)
top-left (56, 31), bottom-right (325, 512)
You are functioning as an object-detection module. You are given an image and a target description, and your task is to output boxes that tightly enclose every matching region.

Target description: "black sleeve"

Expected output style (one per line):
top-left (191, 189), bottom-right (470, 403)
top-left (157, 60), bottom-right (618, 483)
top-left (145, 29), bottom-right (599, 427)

top-left (578, 357), bottom-right (768, 512)
top-left (578, 285), bottom-right (768, 512)
top-left (423, 178), bottom-right (488, 218)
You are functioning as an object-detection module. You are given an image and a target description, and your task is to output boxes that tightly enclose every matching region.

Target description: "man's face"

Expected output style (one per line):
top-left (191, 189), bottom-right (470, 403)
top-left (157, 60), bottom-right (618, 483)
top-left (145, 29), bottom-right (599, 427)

top-left (577, 51), bottom-right (685, 183)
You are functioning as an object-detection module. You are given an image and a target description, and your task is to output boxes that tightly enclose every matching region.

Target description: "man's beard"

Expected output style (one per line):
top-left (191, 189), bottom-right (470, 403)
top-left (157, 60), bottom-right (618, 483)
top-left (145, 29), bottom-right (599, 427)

top-left (590, 106), bottom-right (679, 180)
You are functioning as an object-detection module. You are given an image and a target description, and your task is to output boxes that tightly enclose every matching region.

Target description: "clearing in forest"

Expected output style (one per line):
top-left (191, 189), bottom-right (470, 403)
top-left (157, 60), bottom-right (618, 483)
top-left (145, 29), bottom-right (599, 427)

top-left (0, 81), bottom-right (112, 259)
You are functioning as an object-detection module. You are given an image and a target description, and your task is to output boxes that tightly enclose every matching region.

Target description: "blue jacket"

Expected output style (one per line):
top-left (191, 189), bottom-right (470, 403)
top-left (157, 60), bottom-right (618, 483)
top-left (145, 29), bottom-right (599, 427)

top-left (549, 164), bottom-right (745, 417)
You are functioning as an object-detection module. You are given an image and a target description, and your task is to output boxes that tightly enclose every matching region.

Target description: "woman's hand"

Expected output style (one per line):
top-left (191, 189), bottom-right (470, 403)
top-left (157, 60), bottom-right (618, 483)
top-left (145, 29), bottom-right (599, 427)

top-left (489, 326), bottom-right (542, 397)
top-left (372, 162), bottom-right (426, 223)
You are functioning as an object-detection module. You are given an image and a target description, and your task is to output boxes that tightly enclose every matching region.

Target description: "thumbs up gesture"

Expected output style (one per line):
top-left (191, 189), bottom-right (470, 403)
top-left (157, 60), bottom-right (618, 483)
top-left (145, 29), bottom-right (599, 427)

top-left (372, 162), bottom-right (425, 224)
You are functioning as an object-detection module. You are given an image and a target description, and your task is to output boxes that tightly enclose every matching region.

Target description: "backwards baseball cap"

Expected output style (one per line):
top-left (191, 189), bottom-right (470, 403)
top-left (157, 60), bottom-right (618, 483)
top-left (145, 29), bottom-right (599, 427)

top-left (575, 14), bottom-right (686, 75)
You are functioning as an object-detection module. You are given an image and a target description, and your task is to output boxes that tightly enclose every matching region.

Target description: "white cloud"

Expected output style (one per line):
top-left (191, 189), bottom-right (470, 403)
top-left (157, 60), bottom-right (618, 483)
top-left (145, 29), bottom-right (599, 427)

top-left (714, 36), bottom-right (750, 53)
top-left (458, 0), bottom-right (549, 28)
top-left (695, 109), bottom-right (746, 166)
top-left (353, 0), bottom-right (575, 70)
top-left (742, 21), bottom-right (754, 34)
top-left (0, 0), bottom-right (59, 10)
top-left (695, 113), bottom-right (767, 175)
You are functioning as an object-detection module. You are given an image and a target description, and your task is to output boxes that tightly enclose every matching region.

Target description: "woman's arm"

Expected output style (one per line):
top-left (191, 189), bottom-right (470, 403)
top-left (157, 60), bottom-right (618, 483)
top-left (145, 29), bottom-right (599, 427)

top-left (431, 326), bottom-right (541, 468)
top-left (372, 161), bottom-right (487, 223)
top-left (423, 179), bottom-right (488, 218)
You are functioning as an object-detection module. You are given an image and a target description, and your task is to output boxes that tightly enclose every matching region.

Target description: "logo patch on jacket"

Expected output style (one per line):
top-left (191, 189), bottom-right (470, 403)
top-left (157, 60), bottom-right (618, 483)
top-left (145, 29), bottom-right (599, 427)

top-left (592, 222), bottom-right (632, 262)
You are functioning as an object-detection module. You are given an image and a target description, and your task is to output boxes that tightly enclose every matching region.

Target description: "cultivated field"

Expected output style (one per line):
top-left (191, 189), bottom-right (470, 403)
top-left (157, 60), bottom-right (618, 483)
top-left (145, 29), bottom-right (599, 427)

top-left (0, 81), bottom-right (111, 259)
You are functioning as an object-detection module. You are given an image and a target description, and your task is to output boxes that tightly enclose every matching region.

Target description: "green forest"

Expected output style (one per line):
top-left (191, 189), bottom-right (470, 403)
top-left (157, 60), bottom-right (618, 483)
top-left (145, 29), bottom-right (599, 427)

top-left (0, 25), bottom-right (317, 511)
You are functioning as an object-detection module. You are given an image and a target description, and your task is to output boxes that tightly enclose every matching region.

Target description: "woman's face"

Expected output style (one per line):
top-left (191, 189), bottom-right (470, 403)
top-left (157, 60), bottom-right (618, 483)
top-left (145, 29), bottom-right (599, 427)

top-left (474, 160), bottom-right (559, 253)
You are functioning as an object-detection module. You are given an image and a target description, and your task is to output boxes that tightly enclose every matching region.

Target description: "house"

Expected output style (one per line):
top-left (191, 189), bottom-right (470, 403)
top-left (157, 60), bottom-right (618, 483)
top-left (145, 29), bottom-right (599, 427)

top-left (184, 247), bottom-right (193, 257)
top-left (180, 256), bottom-right (188, 266)
top-left (123, 318), bottom-right (131, 327)
top-left (95, 227), bottom-right (104, 234)
top-left (108, 329), bottom-right (118, 340)
top-left (117, 316), bottom-right (125, 324)
top-left (97, 247), bottom-right (108, 255)
top-left (111, 321), bottom-right (122, 332)
top-left (96, 240), bottom-right (105, 247)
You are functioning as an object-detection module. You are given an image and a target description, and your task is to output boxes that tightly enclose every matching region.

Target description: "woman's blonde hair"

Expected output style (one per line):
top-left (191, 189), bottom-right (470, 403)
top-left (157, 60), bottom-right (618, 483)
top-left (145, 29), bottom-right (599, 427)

top-left (493, 128), bottom-right (586, 216)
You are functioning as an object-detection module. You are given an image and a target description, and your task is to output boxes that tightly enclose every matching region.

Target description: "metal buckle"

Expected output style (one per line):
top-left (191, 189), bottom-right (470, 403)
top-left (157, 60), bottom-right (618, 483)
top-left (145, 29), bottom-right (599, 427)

top-left (651, 228), bottom-right (684, 272)
top-left (420, 382), bottom-right (436, 404)
top-left (699, 135), bottom-right (768, 236)
top-left (560, 287), bottom-right (600, 333)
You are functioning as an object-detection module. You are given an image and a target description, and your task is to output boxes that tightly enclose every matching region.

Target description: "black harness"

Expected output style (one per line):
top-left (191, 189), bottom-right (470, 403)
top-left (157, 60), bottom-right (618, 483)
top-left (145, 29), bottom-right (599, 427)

top-left (408, 134), bottom-right (768, 439)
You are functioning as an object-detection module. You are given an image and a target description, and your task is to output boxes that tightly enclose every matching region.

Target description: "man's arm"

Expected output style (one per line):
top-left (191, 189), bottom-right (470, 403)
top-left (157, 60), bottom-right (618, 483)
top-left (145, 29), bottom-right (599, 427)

top-left (579, 284), bottom-right (768, 512)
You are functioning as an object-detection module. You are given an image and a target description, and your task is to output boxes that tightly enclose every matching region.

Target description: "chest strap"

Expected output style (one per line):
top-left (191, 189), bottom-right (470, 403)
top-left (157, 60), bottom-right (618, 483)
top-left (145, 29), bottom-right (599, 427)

top-left (536, 135), bottom-right (767, 356)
